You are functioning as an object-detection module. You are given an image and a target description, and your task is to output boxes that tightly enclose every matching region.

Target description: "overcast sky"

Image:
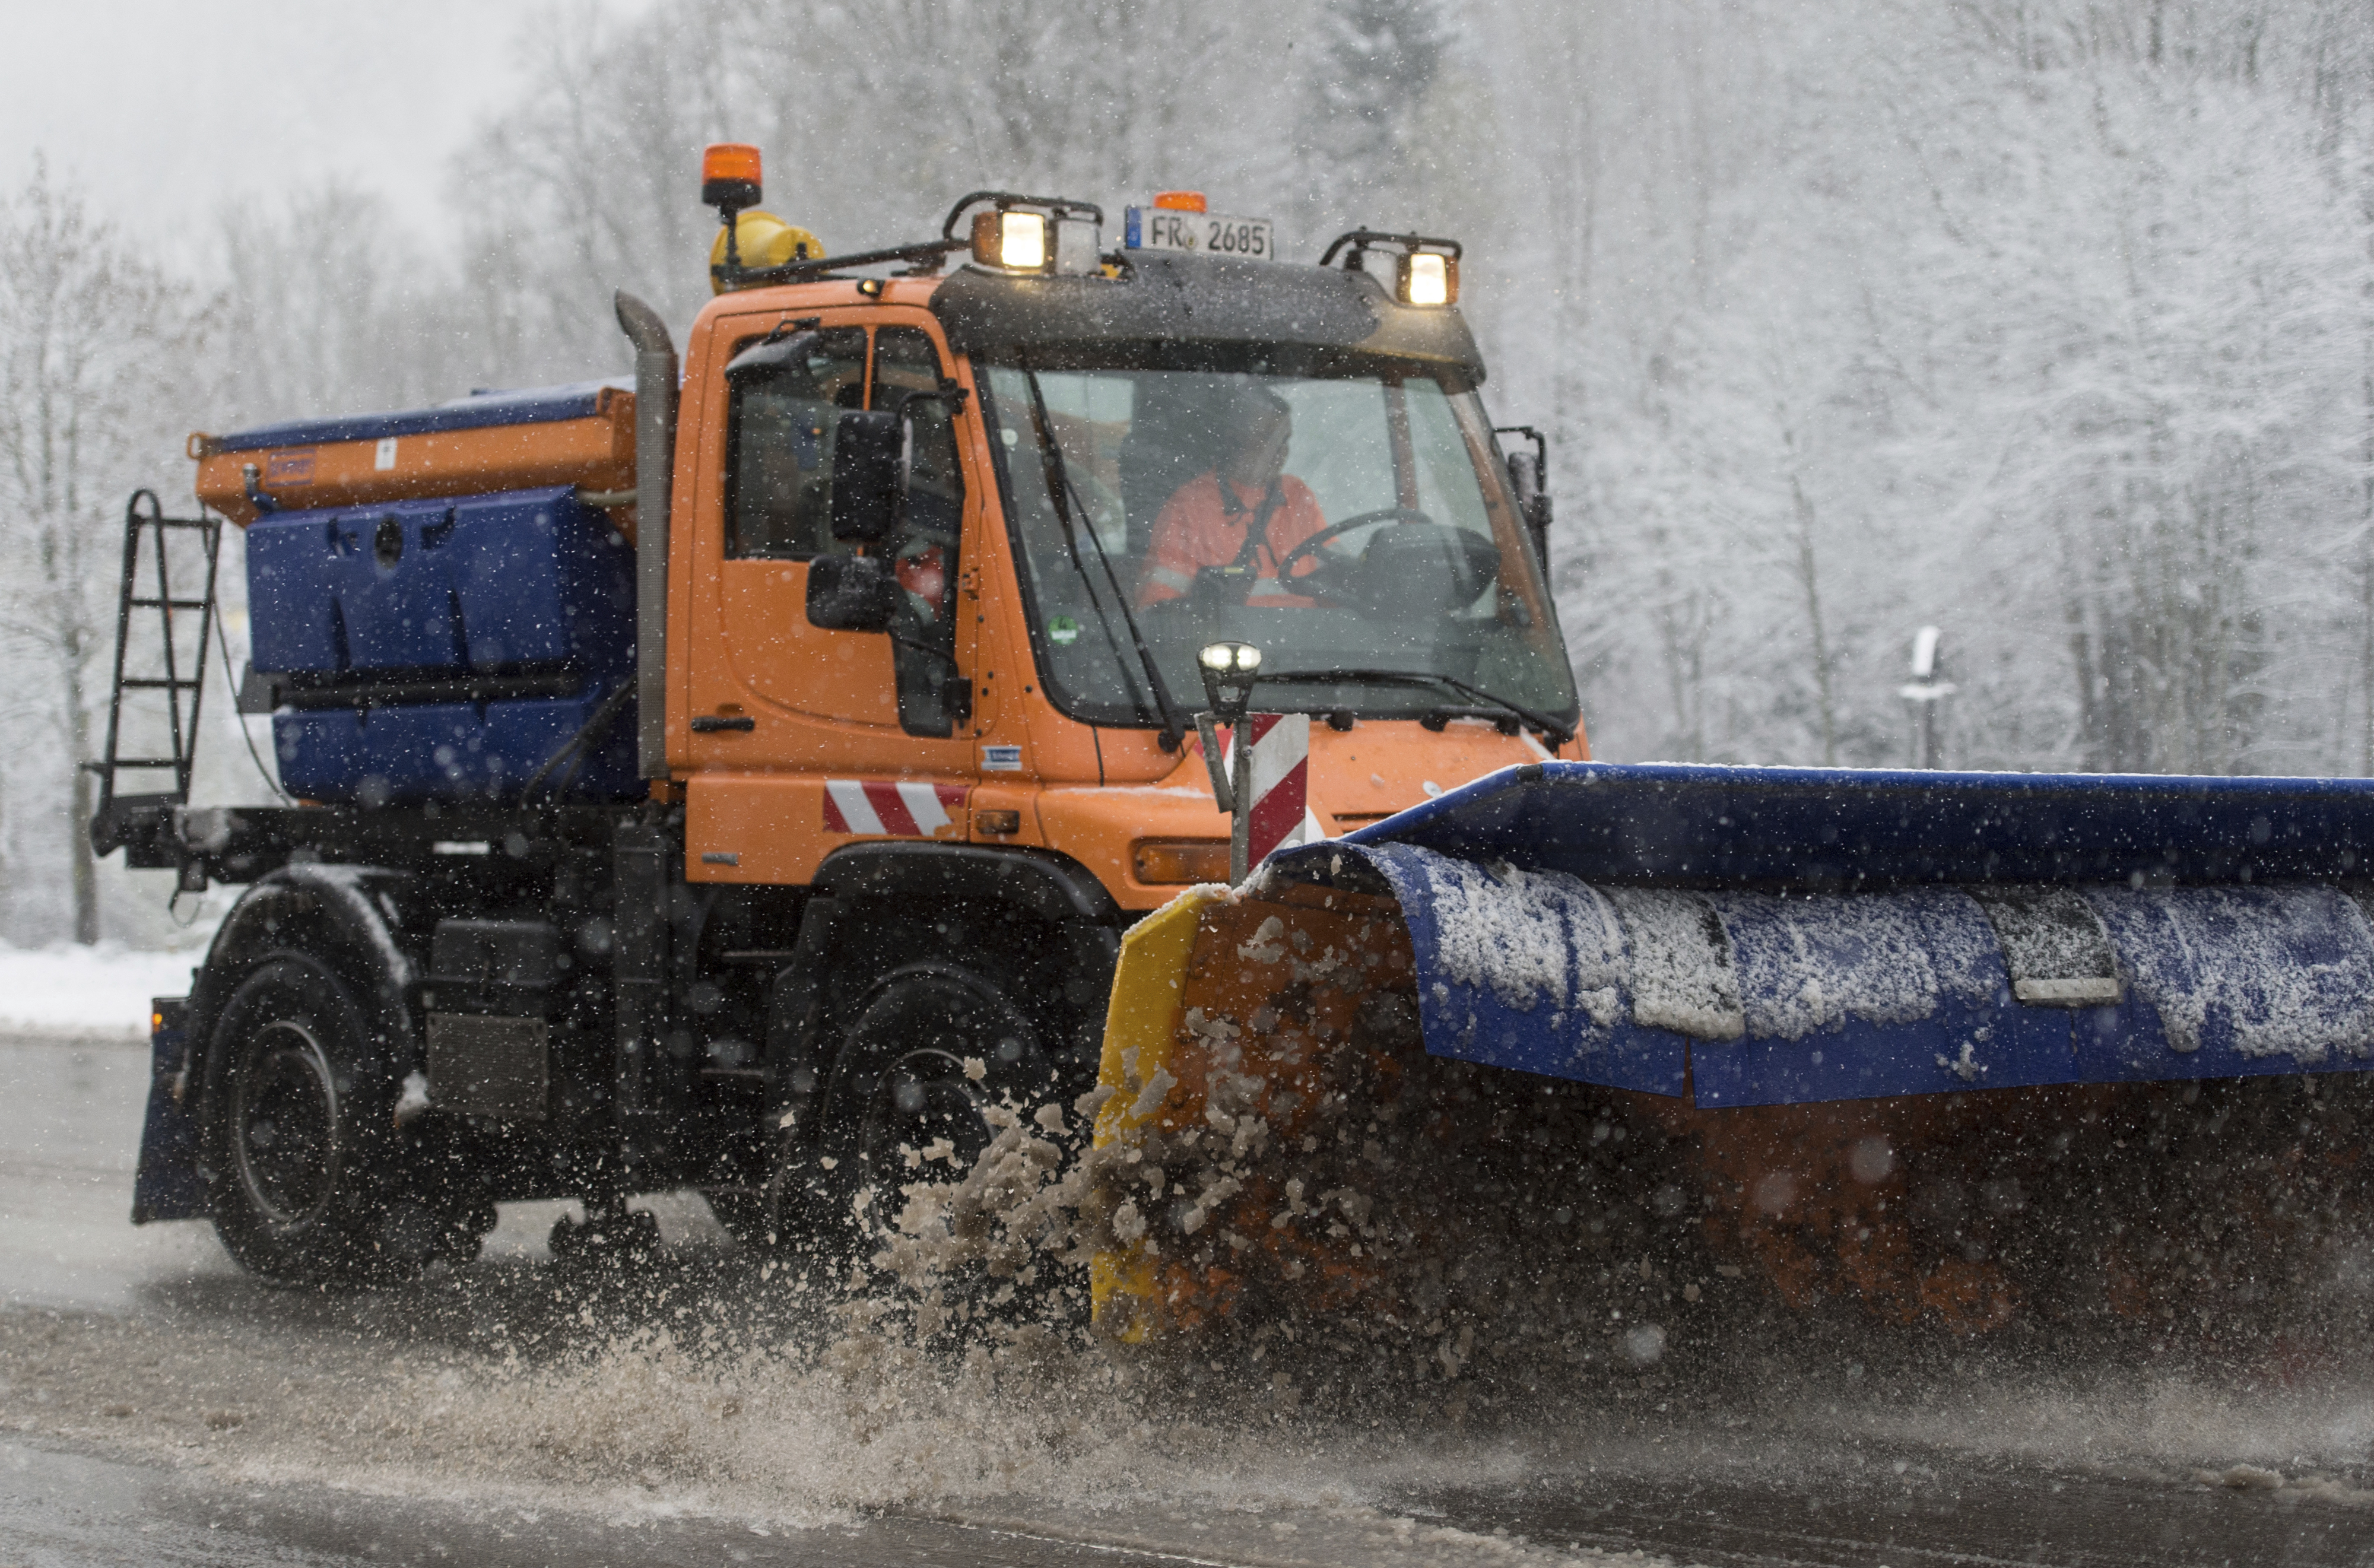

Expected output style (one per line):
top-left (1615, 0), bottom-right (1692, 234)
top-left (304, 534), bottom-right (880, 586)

top-left (0, 0), bottom-right (620, 262)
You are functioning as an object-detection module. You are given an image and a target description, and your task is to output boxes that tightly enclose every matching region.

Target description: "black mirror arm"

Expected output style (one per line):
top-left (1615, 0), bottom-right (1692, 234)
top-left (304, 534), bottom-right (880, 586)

top-left (889, 631), bottom-right (957, 668)
top-left (890, 633), bottom-right (974, 725)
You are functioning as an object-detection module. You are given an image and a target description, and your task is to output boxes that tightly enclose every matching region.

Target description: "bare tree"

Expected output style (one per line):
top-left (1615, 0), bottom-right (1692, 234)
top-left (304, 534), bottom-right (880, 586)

top-left (0, 161), bottom-right (202, 943)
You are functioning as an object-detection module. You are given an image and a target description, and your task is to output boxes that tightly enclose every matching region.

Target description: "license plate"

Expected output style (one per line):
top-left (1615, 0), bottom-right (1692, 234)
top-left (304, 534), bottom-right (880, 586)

top-left (1125, 207), bottom-right (1275, 261)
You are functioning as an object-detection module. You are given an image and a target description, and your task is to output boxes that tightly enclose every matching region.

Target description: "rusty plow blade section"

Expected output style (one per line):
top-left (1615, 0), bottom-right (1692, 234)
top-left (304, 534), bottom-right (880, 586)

top-left (1090, 763), bottom-right (2374, 1340)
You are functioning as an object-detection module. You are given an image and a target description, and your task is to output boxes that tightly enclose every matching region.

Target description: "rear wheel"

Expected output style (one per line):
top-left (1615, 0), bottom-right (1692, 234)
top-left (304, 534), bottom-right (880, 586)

top-left (203, 957), bottom-right (429, 1284)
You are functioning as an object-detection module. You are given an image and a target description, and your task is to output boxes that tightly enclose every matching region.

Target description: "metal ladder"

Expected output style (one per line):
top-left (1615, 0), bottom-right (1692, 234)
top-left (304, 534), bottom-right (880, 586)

top-left (88, 490), bottom-right (221, 869)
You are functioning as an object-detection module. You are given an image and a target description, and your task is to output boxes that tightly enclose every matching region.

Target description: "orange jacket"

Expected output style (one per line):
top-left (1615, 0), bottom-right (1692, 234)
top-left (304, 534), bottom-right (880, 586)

top-left (1136, 472), bottom-right (1326, 608)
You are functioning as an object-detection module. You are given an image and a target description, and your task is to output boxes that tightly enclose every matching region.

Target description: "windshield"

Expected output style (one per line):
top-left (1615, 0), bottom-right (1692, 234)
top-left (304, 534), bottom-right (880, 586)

top-left (978, 356), bottom-right (1578, 732)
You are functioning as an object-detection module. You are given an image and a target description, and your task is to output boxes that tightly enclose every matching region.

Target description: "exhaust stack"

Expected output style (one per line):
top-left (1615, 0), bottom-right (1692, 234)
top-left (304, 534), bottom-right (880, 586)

top-left (614, 291), bottom-right (678, 780)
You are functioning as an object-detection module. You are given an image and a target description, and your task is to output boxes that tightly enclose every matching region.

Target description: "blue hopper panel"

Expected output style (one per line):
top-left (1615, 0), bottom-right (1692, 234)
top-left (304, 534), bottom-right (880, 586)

top-left (272, 683), bottom-right (637, 807)
top-left (246, 486), bottom-right (633, 677)
top-left (247, 484), bottom-right (636, 805)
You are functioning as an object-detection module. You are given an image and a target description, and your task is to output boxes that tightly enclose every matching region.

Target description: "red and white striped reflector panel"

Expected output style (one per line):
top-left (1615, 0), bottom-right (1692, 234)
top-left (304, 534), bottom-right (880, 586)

top-left (1242, 712), bottom-right (1310, 868)
top-left (822, 779), bottom-right (969, 837)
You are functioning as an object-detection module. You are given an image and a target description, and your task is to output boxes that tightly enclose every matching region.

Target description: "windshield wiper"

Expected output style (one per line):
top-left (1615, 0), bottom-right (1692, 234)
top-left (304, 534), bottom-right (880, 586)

top-left (1021, 371), bottom-right (1189, 750)
top-left (1258, 667), bottom-right (1576, 749)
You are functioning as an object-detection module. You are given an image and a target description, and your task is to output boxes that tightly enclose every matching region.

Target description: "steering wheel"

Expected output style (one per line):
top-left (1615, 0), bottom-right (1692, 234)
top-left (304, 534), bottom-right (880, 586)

top-left (1274, 508), bottom-right (1501, 610)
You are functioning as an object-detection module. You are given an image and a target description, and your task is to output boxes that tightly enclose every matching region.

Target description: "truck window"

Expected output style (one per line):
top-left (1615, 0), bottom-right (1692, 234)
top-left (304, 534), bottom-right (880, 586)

top-left (724, 326), bottom-right (868, 559)
top-left (982, 359), bottom-right (1576, 732)
top-left (874, 326), bottom-right (967, 737)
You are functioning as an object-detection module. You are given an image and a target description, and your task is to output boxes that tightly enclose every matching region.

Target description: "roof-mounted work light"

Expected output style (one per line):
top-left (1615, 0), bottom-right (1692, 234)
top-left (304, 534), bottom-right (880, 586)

top-left (973, 208), bottom-right (1049, 271)
top-left (945, 191), bottom-right (1106, 275)
top-left (1402, 249), bottom-right (1454, 307)
top-left (1319, 229), bottom-right (1463, 307)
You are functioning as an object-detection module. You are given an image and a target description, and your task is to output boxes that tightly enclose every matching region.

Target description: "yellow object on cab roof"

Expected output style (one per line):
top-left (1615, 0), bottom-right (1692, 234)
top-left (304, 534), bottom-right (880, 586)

top-left (709, 211), bottom-right (825, 291)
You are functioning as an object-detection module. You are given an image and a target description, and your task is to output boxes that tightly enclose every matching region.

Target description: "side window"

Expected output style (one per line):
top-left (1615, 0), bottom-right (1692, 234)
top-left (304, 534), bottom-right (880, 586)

top-left (874, 326), bottom-right (969, 737)
top-left (875, 327), bottom-right (963, 601)
top-left (724, 326), bottom-right (868, 559)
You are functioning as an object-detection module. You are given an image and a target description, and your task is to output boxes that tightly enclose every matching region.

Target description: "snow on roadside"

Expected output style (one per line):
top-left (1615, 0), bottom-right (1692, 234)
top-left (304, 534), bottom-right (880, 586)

top-left (0, 943), bottom-right (204, 1039)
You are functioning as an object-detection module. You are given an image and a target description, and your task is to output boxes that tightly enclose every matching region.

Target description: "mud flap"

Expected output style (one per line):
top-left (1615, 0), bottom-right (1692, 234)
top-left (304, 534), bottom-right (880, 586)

top-left (131, 1001), bottom-right (207, 1223)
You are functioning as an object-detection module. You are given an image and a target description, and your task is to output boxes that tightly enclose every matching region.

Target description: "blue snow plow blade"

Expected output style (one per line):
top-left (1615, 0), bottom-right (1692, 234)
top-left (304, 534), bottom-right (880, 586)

top-left (1263, 763), bottom-right (2374, 1107)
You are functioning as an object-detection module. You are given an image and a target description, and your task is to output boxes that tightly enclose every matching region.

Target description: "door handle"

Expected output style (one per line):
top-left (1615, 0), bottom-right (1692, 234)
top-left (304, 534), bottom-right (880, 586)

top-left (690, 715), bottom-right (756, 733)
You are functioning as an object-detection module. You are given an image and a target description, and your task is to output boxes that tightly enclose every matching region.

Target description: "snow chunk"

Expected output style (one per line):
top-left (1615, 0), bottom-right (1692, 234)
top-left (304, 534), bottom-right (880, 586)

top-left (1236, 916), bottom-right (1287, 966)
top-left (1128, 1067), bottom-right (1177, 1122)
top-left (393, 1070), bottom-right (431, 1126)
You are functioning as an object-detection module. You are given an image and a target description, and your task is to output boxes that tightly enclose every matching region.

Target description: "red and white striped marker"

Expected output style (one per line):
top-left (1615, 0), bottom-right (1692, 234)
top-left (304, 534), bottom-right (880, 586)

top-left (1234, 712), bottom-right (1312, 877)
top-left (823, 779), bottom-right (967, 837)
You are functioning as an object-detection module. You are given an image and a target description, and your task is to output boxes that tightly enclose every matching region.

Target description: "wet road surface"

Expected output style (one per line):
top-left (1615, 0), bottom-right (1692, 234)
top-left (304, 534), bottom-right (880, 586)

top-left (6, 1030), bottom-right (2374, 1567)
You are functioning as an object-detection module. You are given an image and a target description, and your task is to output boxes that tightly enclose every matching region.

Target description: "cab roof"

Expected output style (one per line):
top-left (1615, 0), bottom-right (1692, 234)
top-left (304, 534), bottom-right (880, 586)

top-left (929, 252), bottom-right (1485, 383)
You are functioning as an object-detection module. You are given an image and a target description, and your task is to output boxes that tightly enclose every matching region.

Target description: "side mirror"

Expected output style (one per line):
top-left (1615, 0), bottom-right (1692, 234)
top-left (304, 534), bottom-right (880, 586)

top-left (805, 553), bottom-right (899, 631)
top-left (829, 410), bottom-right (903, 544)
top-left (1502, 445), bottom-right (1552, 569)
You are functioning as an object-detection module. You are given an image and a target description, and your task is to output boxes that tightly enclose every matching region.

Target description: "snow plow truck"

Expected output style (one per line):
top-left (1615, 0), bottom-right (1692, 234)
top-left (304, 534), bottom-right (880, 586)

top-left (98, 147), bottom-right (2374, 1340)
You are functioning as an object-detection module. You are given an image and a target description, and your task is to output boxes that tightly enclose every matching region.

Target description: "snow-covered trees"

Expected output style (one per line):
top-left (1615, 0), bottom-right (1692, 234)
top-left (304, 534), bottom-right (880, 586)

top-left (1535, 0), bottom-right (2374, 772)
top-left (1302, 0), bottom-right (1456, 204)
top-left (10, 0), bottom-right (2374, 939)
top-left (0, 164), bottom-right (204, 941)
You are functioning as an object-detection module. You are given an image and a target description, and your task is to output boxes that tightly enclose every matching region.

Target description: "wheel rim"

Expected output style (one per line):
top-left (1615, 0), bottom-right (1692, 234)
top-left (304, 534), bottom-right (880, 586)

top-left (231, 1019), bottom-right (341, 1227)
top-left (860, 1048), bottom-right (991, 1175)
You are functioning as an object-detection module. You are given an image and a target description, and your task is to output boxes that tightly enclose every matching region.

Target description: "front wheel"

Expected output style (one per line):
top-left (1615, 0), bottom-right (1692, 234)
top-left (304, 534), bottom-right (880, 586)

top-left (807, 963), bottom-right (1058, 1248)
top-left (202, 957), bottom-right (427, 1284)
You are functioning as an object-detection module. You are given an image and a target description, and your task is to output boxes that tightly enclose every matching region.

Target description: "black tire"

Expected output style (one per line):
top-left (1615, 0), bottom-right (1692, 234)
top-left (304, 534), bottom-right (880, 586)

top-left (806, 962), bottom-right (1055, 1248)
top-left (202, 956), bottom-right (417, 1285)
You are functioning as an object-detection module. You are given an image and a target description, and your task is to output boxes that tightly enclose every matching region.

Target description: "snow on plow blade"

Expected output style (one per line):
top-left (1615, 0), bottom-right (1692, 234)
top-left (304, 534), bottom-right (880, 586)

top-left (1275, 761), bottom-right (2374, 1104)
top-left (1087, 763), bottom-right (2374, 1336)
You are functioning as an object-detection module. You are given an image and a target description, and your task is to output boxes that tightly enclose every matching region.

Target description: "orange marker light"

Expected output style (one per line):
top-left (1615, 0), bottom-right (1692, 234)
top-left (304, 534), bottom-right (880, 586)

top-left (702, 143), bottom-right (763, 210)
top-left (1152, 191), bottom-right (1208, 213)
top-left (1133, 839), bottom-right (1231, 885)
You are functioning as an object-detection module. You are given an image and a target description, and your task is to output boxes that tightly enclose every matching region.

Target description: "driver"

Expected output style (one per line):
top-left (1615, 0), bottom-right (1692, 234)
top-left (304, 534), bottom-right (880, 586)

top-left (1136, 386), bottom-right (1328, 608)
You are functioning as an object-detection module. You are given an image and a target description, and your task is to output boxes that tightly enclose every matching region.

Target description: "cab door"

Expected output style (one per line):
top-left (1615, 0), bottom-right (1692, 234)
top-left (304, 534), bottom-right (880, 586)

top-left (677, 308), bottom-right (984, 883)
top-left (694, 314), bottom-right (887, 732)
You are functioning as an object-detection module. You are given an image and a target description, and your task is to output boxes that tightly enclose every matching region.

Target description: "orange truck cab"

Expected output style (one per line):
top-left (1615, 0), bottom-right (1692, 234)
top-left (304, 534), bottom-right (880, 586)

top-left (105, 166), bottom-right (1583, 1284)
